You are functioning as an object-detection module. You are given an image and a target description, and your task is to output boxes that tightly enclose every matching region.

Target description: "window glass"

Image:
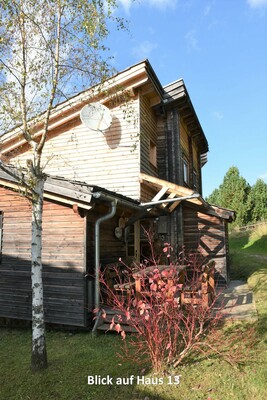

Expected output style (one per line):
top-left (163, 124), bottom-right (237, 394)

top-left (183, 159), bottom-right (189, 184)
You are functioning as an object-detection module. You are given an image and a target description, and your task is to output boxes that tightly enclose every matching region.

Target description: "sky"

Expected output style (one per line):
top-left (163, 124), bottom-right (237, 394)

top-left (106, 0), bottom-right (267, 197)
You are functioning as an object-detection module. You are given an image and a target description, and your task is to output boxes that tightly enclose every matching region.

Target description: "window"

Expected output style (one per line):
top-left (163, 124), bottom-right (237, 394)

top-left (183, 159), bottom-right (189, 185)
top-left (149, 140), bottom-right (157, 167)
top-left (0, 212), bottom-right (3, 263)
top-left (193, 170), bottom-right (197, 190)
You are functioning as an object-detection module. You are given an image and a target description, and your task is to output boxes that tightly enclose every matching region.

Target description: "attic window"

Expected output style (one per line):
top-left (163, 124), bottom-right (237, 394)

top-left (149, 140), bottom-right (157, 167)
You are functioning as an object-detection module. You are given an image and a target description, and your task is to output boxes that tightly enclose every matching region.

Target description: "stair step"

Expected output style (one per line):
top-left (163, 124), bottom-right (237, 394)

top-left (100, 307), bottom-right (125, 316)
top-left (97, 323), bottom-right (137, 333)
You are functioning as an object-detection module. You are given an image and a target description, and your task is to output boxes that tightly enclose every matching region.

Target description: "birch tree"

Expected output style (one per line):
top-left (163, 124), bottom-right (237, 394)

top-left (0, 0), bottom-right (127, 372)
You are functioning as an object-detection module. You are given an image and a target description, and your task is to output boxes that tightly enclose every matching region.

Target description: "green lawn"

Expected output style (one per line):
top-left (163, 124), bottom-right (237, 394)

top-left (0, 327), bottom-right (266, 400)
top-left (229, 224), bottom-right (267, 336)
top-left (1, 224), bottom-right (266, 400)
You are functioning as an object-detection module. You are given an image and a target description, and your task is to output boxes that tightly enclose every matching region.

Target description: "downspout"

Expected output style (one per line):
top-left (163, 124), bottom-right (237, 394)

top-left (92, 196), bottom-right (117, 333)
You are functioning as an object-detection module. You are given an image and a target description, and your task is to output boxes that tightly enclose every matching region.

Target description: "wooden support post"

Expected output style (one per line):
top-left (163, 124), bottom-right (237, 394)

top-left (134, 220), bottom-right (140, 263)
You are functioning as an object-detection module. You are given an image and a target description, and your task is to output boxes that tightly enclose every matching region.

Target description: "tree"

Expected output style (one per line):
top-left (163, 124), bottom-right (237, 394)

top-left (205, 187), bottom-right (221, 206)
top-left (0, 0), bottom-right (127, 371)
top-left (207, 166), bottom-right (250, 227)
top-left (247, 179), bottom-right (267, 223)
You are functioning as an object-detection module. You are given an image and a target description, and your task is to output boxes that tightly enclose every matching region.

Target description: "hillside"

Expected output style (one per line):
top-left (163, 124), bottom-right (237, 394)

top-left (229, 223), bottom-right (267, 335)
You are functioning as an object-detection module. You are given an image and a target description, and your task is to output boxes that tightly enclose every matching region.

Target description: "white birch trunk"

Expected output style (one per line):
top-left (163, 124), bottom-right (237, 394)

top-left (31, 177), bottom-right (47, 371)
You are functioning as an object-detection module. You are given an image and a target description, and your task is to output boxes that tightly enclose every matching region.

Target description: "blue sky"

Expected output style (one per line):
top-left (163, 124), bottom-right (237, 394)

top-left (106, 0), bottom-right (267, 197)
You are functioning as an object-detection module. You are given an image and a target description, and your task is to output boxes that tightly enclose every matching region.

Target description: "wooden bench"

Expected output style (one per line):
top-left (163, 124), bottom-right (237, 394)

top-left (180, 260), bottom-right (215, 308)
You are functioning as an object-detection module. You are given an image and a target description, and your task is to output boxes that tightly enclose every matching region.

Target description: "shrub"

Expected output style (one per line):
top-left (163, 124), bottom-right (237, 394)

top-left (96, 251), bottom-right (227, 373)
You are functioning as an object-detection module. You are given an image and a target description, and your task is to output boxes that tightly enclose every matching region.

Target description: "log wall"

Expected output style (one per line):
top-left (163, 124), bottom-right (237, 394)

top-left (140, 95), bottom-right (158, 177)
top-left (0, 186), bottom-right (87, 326)
top-left (183, 205), bottom-right (228, 286)
top-left (86, 206), bottom-right (128, 275)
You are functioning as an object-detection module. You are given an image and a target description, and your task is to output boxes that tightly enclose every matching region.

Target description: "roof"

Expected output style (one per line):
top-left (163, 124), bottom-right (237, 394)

top-left (0, 59), bottom-right (207, 158)
top-left (139, 173), bottom-right (236, 222)
top-left (0, 165), bottom-right (142, 211)
top-left (0, 60), bottom-right (161, 155)
top-left (163, 80), bottom-right (209, 155)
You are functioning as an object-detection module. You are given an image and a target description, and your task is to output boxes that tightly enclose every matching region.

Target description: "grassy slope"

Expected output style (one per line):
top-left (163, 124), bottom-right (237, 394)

top-left (0, 225), bottom-right (266, 400)
top-left (229, 224), bottom-right (267, 335)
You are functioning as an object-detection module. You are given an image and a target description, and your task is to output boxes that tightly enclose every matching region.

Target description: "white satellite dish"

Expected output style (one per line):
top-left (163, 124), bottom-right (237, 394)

top-left (80, 102), bottom-right (112, 132)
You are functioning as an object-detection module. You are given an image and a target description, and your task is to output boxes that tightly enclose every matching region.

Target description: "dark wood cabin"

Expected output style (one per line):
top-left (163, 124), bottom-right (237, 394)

top-left (0, 60), bottom-right (236, 327)
top-left (0, 168), bottom-right (234, 327)
top-left (0, 169), bottom-right (149, 327)
top-left (140, 174), bottom-right (235, 287)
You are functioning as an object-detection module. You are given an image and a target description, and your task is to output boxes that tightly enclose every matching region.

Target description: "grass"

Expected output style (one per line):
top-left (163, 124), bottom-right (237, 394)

top-left (1, 224), bottom-right (266, 400)
top-left (229, 223), bottom-right (267, 336)
top-left (1, 327), bottom-right (266, 400)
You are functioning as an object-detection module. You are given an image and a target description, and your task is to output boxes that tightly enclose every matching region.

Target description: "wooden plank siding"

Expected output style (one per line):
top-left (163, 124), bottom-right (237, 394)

top-left (140, 95), bottom-right (158, 177)
top-left (183, 205), bottom-right (228, 286)
top-left (192, 144), bottom-right (199, 172)
top-left (183, 206), bottom-right (228, 286)
top-left (180, 118), bottom-right (190, 159)
top-left (86, 207), bottom-right (128, 275)
top-left (156, 114), bottom-right (168, 182)
top-left (9, 100), bottom-right (141, 201)
top-left (0, 186), bottom-right (87, 326)
top-left (180, 117), bottom-right (202, 192)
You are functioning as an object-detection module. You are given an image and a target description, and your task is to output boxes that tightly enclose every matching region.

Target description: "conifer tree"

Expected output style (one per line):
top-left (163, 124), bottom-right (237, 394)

top-left (247, 179), bottom-right (267, 223)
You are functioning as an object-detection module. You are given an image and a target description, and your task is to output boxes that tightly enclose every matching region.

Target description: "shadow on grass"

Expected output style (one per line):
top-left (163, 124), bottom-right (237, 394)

top-left (243, 234), bottom-right (267, 253)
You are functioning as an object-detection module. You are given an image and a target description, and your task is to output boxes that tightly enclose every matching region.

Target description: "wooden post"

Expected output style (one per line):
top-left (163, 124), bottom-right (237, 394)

top-left (134, 220), bottom-right (140, 262)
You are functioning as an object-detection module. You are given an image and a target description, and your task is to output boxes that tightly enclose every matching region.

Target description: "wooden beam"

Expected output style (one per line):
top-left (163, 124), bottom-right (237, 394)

top-left (140, 172), bottom-right (195, 196)
top-left (168, 200), bottom-right (181, 213)
top-left (139, 172), bottom-right (207, 207)
top-left (162, 192), bottom-right (177, 208)
top-left (44, 193), bottom-right (92, 210)
top-left (152, 186), bottom-right (169, 202)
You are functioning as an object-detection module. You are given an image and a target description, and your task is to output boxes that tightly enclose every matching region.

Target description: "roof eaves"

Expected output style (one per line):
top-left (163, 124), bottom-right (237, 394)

top-left (163, 80), bottom-right (209, 154)
top-left (0, 165), bottom-right (142, 211)
top-left (144, 59), bottom-right (164, 101)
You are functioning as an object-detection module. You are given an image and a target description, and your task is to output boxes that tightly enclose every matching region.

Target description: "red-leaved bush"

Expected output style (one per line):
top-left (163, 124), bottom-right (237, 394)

top-left (95, 240), bottom-right (256, 372)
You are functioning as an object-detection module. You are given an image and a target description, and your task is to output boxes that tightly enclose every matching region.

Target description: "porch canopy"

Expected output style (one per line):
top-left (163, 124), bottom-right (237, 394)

top-left (139, 172), bottom-right (235, 221)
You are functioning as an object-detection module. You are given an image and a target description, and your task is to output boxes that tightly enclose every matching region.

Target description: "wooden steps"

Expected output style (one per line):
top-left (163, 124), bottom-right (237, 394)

top-left (97, 323), bottom-right (137, 333)
top-left (95, 305), bottom-right (137, 333)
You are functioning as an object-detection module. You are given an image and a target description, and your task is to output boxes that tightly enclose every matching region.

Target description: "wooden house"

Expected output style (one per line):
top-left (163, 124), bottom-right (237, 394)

top-left (0, 60), bottom-right (235, 327)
